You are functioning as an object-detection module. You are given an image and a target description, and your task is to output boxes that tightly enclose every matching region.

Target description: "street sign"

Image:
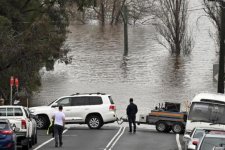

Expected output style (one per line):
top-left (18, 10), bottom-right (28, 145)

top-left (15, 78), bottom-right (19, 88)
top-left (10, 76), bottom-right (14, 86)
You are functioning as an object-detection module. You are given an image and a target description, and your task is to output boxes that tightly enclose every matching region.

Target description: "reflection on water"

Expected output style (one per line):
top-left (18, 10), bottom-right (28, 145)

top-left (32, 1), bottom-right (218, 116)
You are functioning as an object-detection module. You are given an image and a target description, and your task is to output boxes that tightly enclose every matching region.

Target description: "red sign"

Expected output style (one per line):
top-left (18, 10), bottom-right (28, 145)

top-left (15, 78), bottom-right (19, 88)
top-left (10, 76), bottom-right (14, 86)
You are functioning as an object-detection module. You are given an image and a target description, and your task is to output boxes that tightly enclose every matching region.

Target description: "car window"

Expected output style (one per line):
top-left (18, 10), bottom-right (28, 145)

top-left (89, 97), bottom-right (103, 105)
top-left (193, 129), bottom-right (204, 138)
top-left (57, 97), bottom-right (71, 106)
top-left (0, 122), bottom-right (9, 130)
top-left (14, 108), bottom-right (23, 116)
top-left (23, 108), bottom-right (29, 118)
top-left (0, 108), bottom-right (23, 116)
top-left (0, 108), bottom-right (6, 116)
top-left (200, 137), bottom-right (225, 150)
top-left (7, 108), bottom-right (13, 116)
top-left (72, 97), bottom-right (89, 106)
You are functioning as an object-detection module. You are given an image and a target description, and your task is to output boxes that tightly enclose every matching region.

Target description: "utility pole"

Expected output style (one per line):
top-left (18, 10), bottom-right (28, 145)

top-left (123, 5), bottom-right (128, 56)
top-left (217, 0), bottom-right (225, 93)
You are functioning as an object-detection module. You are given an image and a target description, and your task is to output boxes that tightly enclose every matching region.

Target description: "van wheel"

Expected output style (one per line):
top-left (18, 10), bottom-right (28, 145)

top-left (172, 123), bottom-right (184, 134)
top-left (36, 116), bottom-right (48, 129)
top-left (156, 121), bottom-right (168, 132)
top-left (87, 115), bottom-right (103, 129)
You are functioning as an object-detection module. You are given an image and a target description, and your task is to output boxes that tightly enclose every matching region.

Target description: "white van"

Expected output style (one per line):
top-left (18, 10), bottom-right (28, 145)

top-left (185, 93), bottom-right (225, 135)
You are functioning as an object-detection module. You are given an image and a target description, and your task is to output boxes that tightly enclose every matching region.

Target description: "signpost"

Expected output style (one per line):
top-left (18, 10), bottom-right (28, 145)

top-left (10, 76), bottom-right (14, 105)
top-left (10, 76), bottom-right (19, 105)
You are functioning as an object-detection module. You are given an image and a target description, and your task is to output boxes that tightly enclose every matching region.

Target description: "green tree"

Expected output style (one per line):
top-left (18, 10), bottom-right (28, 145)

top-left (0, 0), bottom-right (70, 103)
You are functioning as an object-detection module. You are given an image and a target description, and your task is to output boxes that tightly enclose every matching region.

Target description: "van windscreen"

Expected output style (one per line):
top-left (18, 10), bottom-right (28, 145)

top-left (189, 102), bottom-right (225, 124)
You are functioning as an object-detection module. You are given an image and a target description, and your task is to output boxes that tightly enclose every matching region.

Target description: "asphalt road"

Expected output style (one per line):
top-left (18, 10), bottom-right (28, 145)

top-left (30, 124), bottom-right (184, 150)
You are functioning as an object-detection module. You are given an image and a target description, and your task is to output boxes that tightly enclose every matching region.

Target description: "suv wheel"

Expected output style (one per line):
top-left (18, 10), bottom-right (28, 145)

top-left (36, 116), bottom-right (48, 129)
top-left (87, 115), bottom-right (103, 129)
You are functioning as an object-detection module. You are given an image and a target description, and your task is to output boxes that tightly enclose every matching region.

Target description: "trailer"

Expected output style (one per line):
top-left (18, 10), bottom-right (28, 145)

top-left (121, 102), bottom-right (187, 134)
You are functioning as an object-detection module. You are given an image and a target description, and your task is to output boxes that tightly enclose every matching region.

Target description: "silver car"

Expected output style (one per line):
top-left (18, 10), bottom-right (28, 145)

top-left (183, 127), bottom-right (205, 150)
top-left (196, 130), bottom-right (225, 150)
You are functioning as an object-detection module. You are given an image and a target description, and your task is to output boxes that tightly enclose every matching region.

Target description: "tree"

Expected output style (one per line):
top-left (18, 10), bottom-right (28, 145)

top-left (153, 0), bottom-right (193, 55)
top-left (0, 0), bottom-right (70, 102)
top-left (203, 0), bottom-right (220, 49)
top-left (203, 0), bottom-right (225, 93)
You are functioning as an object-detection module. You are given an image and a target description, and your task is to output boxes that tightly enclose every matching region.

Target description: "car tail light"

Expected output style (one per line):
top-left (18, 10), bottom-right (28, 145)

top-left (0, 130), bottom-right (13, 135)
top-left (192, 140), bottom-right (199, 145)
top-left (21, 119), bottom-right (26, 129)
top-left (109, 105), bottom-right (116, 111)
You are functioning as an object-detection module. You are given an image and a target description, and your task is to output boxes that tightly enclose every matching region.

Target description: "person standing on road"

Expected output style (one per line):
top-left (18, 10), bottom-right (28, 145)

top-left (126, 98), bottom-right (138, 133)
top-left (52, 105), bottom-right (65, 147)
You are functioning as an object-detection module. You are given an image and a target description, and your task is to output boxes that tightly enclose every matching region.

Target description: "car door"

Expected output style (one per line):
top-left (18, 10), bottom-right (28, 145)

top-left (55, 97), bottom-right (74, 123)
top-left (70, 97), bottom-right (90, 122)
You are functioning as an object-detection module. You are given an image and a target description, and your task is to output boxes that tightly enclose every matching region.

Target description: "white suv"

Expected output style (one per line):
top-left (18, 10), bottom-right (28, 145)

top-left (30, 93), bottom-right (117, 129)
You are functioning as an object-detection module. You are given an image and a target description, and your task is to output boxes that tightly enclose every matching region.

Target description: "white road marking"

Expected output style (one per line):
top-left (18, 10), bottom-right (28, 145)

top-left (176, 134), bottom-right (182, 150)
top-left (33, 128), bottom-right (69, 150)
top-left (109, 126), bottom-right (126, 150)
top-left (104, 126), bottom-right (123, 150)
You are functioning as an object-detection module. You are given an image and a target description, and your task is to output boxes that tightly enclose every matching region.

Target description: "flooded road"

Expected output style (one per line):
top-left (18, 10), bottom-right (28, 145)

top-left (32, 0), bottom-right (218, 116)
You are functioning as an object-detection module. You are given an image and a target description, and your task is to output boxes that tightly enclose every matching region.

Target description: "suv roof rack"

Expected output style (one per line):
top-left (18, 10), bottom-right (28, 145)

top-left (70, 92), bottom-right (106, 96)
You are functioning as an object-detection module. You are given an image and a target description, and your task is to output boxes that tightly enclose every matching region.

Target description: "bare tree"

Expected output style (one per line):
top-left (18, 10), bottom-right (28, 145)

top-left (153, 0), bottom-right (193, 55)
top-left (203, 0), bottom-right (221, 50)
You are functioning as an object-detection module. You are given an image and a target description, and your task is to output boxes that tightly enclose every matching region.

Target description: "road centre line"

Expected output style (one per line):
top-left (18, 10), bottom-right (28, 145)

top-left (109, 126), bottom-right (126, 150)
top-left (176, 134), bottom-right (182, 150)
top-left (104, 126), bottom-right (123, 150)
top-left (33, 128), bottom-right (69, 150)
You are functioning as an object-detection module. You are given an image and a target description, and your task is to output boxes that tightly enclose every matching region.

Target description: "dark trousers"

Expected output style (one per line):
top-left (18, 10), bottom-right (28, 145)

top-left (128, 115), bottom-right (136, 132)
top-left (54, 124), bottom-right (63, 146)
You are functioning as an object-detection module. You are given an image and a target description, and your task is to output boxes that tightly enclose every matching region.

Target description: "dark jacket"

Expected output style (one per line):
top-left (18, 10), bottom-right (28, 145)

top-left (126, 103), bottom-right (138, 116)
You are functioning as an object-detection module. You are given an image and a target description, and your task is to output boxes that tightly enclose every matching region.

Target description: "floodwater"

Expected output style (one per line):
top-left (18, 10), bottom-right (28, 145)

top-left (31, 0), bottom-right (219, 116)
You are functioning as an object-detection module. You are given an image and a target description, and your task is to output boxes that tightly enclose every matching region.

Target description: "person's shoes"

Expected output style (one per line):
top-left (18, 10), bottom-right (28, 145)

top-left (133, 130), bottom-right (136, 133)
top-left (60, 142), bottom-right (63, 147)
top-left (129, 130), bottom-right (132, 133)
top-left (55, 144), bottom-right (58, 147)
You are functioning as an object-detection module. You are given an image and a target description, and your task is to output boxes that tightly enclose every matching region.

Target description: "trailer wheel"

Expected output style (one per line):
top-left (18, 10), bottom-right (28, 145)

top-left (172, 123), bottom-right (184, 134)
top-left (156, 121), bottom-right (168, 132)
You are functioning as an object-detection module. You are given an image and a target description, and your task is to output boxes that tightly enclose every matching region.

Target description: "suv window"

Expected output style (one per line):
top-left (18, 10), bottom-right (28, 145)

top-left (72, 97), bottom-right (89, 106)
top-left (109, 96), bottom-right (115, 104)
top-left (56, 97), bottom-right (71, 106)
top-left (71, 96), bottom-right (103, 106)
top-left (89, 97), bottom-right (102, 105)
